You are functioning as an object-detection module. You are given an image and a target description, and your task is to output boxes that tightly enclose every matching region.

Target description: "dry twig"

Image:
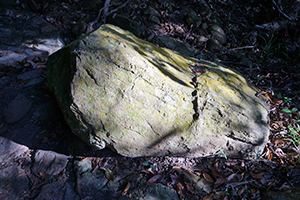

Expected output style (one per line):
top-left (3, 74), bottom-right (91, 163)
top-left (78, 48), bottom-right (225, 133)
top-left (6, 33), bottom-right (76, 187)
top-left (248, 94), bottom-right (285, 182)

top-left (272, 0), bottom-right (293, 21)
top-left (86, 0), bottom-right (131, 34)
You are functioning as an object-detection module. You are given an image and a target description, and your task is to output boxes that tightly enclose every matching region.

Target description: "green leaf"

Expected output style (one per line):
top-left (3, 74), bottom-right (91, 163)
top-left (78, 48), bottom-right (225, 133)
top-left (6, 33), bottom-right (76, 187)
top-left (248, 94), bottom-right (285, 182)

top-left (282, 109), bottom-right (291, 113)
top-left (150, 164), bottom-right (156, 171)
top-left (292, 108), bottom-right (298, 112)
top-left (143, 161), bottom-right (149, 166)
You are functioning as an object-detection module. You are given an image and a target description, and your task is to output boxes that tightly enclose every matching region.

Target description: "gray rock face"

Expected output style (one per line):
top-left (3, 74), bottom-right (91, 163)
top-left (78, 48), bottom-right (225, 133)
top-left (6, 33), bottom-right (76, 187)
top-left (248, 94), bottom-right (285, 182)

top-left (47, 24), bottom-right (269, 158)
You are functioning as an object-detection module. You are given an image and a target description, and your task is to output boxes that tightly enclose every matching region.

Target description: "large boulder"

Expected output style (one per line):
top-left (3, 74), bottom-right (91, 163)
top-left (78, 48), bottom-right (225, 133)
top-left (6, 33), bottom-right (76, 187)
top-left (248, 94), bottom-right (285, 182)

top-left (47, 24), bottom-right (269, 158)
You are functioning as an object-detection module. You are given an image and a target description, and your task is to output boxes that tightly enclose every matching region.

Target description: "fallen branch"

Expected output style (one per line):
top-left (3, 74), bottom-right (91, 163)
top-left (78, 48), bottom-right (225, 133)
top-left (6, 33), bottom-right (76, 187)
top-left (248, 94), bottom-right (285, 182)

top-left (100, 0), bottom-right (112, 24)
top-left (86, 0), bottom-right (130, 34)
top-left (272, 0), bottom-right (293, 21)
top-left (103, 0), bottom-right (131, 20)
top-left (86, 0), bottom-right (111, 34)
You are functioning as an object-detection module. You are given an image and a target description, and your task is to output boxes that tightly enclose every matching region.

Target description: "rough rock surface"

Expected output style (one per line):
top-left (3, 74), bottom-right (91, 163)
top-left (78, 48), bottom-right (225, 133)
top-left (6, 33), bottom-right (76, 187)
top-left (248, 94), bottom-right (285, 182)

top-left (47, 24), bottom-right (269, 158)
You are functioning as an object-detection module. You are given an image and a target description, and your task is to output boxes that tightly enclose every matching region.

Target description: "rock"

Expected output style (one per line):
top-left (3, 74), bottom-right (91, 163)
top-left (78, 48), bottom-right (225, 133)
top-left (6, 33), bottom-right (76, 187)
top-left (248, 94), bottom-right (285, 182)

top-left (47, 24), bottom-right (269, 158)
top-left (72, 20), bottom-right (88, 36)
top-left (209, 24), bottom-right (226, 45)
top-left (0, 165), bottom-right (30, 200)
top-left (0, 9), bottom-right (64, 68)
top-left (207, 38), bottom-right (223, 51)
top-left (261, 186), bottom-right (300, 200)
top-left (153, 35), bottom-right (196, 56)
top-left (175, 168), bottom-right (212, 194)
top-left (145, 183), bottom-right (179, 200)
top-left (0, 137), bottom-right (30, 199)
top-left (182, 8), bottom-right (202, 28)
top-left (0, 137), bottom-right (29, 163)
top-left (143, 6), bottom-right (161, 24)
top-left (4, 94), bottom-right (31, 123)
top-left (74, 159), bottom-right (108, 199)
top-left (82, 0), bottom-right (104, 11)
top-left (35, 181), bottom-right (80, 200)
top-left (107, 14), bottom-right (143, 37)
top-left (32, 150), bottom-right (70, 177)
top-left (27, 0), bottom-right (39, 12)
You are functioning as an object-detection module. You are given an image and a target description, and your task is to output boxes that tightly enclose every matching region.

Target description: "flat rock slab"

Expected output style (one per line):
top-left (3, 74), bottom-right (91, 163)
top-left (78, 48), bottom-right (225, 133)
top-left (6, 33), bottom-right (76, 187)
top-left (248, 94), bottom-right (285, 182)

top-left (47, 24), bottom-right (270, 158)
top-left (0, 9), bottom-right (64, 68)
top-left (4, 94), bottom-right (31, 123)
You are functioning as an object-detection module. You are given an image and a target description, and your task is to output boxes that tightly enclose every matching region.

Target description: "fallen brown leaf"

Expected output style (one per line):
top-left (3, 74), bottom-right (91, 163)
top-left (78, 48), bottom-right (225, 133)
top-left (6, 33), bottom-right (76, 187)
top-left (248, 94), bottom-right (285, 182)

top-left (39, 172), bottom-right (48, 179)
top-left (250, 172), bottom-right (265, 179)
top-left (146, 174), bottom-right (162, 185)
top-left (176, 182), bottom-right (185, 197)
top-left (203, 171), bottom-right (214, 183)
top-left (185, 182), bottom-right (195, 194)
top-left (121, 182), bottom-right (130, 195)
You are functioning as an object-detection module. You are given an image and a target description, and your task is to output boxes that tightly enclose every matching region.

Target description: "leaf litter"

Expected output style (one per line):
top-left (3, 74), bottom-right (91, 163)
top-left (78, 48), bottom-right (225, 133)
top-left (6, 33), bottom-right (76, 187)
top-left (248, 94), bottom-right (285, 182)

top-left (5, 0), bottom-right (300, 199)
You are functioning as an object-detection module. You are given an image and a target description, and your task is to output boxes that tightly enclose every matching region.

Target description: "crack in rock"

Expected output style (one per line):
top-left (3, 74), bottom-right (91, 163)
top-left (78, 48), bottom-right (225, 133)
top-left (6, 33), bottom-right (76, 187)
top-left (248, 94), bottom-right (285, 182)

top-left (190, 63), bottom-right (206, 121)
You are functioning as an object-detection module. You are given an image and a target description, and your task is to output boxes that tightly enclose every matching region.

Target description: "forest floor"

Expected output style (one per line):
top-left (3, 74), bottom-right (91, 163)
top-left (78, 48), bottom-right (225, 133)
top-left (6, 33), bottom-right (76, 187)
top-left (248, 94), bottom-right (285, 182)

top-left (1, 0), bottom-right (300, 199)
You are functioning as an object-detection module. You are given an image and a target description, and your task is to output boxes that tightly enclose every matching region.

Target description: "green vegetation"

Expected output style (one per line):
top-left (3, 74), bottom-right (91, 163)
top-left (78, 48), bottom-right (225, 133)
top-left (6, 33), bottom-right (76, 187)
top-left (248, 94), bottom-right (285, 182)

top-left (258, 31), bottom-right (290, 60)
top-left (218, 149), bottom-right (228, 159)
top-left (283, 123), bottom-right (300, 150)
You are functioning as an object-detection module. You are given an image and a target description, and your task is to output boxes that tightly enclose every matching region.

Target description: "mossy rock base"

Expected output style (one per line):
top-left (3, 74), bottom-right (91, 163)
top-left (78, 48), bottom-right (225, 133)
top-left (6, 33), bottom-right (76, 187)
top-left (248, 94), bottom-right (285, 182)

top-left (47, 24), bottom-right (269, 158)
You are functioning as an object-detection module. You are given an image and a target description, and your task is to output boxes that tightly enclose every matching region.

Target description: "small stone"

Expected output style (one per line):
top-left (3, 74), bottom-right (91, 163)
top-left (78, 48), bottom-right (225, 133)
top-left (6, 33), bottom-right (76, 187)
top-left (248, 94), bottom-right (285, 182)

top-left (72, 21), bottom-right (88, 36)
top-left (149, 15), bottom-right (160, 24)
top-left (0, 28), bottom-right (12, 38)
top-left (209, 24), bottom-right (226, 45)
top-left (27, 0), bottom-right (39, 12)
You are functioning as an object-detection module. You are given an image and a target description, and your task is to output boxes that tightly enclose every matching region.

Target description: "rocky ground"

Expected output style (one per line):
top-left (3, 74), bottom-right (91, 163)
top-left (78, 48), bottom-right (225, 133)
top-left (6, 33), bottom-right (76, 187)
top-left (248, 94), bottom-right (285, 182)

top-left (0, 0), bottom-right (300, 199)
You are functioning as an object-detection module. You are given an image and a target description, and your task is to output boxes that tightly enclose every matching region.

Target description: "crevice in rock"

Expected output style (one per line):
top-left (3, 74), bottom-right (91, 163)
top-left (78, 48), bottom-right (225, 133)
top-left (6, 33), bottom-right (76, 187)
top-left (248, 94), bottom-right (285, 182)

top-left (70, 156), bottom-right (81, 198)
top-left (121, 123), bottom-right (144, 136)
top-left (225, 132), bottom-right (255, 145)
top-left (84, 67), bottom-right (99, 85)
top-left (190, 63), bottom-right (206, 121)
top-left (146, 120), bottom-right (160, 136)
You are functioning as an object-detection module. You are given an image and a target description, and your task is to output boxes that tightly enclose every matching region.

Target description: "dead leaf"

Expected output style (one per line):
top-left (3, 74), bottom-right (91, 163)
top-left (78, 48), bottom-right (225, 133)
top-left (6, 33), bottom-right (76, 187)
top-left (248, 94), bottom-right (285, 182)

top-left (279, 182), bottom-right (293, 190)
top-left (146, 174), bottom-right (162, 185)
top-left (203, 171), bottom-right (214, 183)
top-left (214, 177), bottom-right (226, 188)
top-left (105, 169), bottom-right (115, 181)
top-left (237, 187), bottom-right (244, 196)
top-left (226, 173), bottom-right (238, 183)
top-left (15, 50), bottom-right (25, 54)
top-left (223, 195), bottom-right (229, 200)
top-left (170, 174), bottom-right (179, 185)
top-left (250, 172), bottom-right (265, 179)
top-left (275, 148), bottom-right (286, 158)
top-left (92, 157), bottom-right (101, 171)
top-left (37, 40), bottom-right (48, 44)
top-left (172, 166), bottom-right (182, 169)
top-left (4, 184), bottom-right (9, 190)
top-left (121, 182), bottom-right (130, 195)
top-left (203, 193), bottom-right (214, 200)
top-left (176, 182), bottom-right (185, 197)
top-left (185, 182), bottom-right (195, 194)
top-left (209, 166), bottom-right (226, 187)
top-left (39, 172), bottom-right (48, 179)
top-left (114, 159), bottom-right (119, 173)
